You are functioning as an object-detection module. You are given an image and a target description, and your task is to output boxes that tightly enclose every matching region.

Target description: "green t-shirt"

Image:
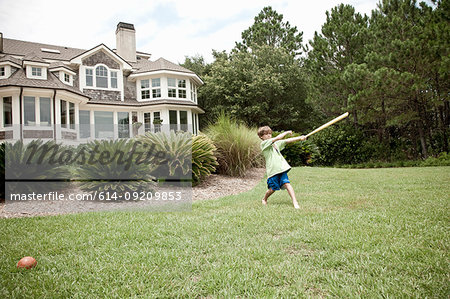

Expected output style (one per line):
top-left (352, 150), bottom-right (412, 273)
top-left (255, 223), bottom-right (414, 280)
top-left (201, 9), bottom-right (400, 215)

top-left (260, 139), bottom-right (291, 178)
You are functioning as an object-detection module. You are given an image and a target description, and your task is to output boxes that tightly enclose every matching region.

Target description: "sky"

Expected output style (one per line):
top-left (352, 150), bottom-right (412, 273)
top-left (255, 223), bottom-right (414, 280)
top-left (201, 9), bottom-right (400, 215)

top-left (0, 0), bottom-right (405, 64)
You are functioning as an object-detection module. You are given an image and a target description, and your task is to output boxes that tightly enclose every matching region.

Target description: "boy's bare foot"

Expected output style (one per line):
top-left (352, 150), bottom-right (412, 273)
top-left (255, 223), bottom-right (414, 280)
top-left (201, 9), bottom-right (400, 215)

top-left (293, 201), bottom-right (300, 209)
top-left (262, 198), bottom-right (267, 205)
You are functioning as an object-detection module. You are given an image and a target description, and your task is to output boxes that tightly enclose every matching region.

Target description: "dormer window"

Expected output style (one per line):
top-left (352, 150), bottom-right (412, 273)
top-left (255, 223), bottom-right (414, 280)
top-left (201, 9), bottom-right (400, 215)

top-left (32, 67), bottom-right (42, 77)
top-left (96, 66), bottom-right (108, 88)
top-left (0, 67), bottom-right (5, 77)
top-left (84, 65), bottom-right (120, 90)
top-left (64, 73), bottom-right (70, 83)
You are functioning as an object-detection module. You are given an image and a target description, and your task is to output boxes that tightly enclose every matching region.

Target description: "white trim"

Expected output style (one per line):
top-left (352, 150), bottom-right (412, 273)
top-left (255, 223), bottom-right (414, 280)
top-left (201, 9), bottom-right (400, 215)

top-left (49, 67), bottom-right (76, 76)
top-left (129, 70), bottom-right (203, 85)
top-left (23, 61), bottom-right (50, 67)
top-left (26, 65), bottom-right (47, 80)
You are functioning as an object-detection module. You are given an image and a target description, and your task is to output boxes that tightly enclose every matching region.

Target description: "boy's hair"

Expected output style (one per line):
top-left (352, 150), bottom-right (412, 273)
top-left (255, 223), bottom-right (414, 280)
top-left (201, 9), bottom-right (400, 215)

top-left (257, 126), bottom-right (272, 138)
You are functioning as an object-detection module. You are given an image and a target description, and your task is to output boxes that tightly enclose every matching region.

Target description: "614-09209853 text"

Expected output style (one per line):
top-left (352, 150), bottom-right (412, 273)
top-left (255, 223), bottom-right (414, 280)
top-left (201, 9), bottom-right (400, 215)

top-left (9, 191), bottom-right (183, 201)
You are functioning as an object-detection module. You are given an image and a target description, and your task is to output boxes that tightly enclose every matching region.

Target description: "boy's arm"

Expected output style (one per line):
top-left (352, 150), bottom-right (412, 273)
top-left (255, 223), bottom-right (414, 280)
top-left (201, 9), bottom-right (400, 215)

top-left (284, 135), bottom-right (307, 143)
top-left (269, 130), bottom-right (292, 143)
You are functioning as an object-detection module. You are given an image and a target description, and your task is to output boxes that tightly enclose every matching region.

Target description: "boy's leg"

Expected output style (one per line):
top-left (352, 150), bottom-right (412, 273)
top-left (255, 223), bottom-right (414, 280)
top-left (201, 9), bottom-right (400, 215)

top-left (284, 183), bottom-right (300, 209)
top-left (262, 188), bottom-right (275, 205)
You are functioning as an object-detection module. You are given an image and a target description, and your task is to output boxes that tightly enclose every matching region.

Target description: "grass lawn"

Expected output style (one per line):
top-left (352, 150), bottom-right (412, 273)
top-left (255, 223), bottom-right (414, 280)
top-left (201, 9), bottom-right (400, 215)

top-left (1, 167), bottom-right (449, 298)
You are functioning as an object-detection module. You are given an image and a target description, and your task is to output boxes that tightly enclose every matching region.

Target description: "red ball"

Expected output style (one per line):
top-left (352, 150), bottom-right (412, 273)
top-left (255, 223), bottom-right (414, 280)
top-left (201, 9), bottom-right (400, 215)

top-left (17, 256), bottom-right (37, 269)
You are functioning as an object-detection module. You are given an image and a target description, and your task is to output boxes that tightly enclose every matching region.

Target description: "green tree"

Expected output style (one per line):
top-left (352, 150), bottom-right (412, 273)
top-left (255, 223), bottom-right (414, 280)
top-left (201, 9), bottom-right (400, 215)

top-left (199, 7), bottom-right (311, 132)
top-left (235, 6), bottom-right (304, 56)
top-left (201, 45), bottom-right (310, 132)
top-left (180, 54), bottom-right (211, 78)
top-left (305, 4), bottom-right (369, 123)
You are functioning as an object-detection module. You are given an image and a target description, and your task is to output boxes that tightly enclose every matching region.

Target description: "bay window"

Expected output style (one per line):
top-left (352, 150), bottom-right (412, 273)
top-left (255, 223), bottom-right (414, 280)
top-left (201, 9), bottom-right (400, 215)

top-left (118, 112), bottom-right (130, 138)
top-left (24, 96), bottom-right (36, 126)
top-left (169, 110), bottom-right (177, 131)
top-left (178, 79), bottom-right (186, 98)
top-left (3, 97), bottom-right (12, 127)
top-left (79, 110), bottom-right (91, 138)
top-left (180, 110), bottom-right (188, 131)
top-left (60, 100), bottom-right (67, 128)
top-left (141, 79), bottom-right (150, 99)
top-left (168, 78), bottom-right (177, 98)
top-left (144, 112), bottom-right (151, 132)
top-left (94, 111), bottom-right (114, 138)
top-left (39, 97), bottom-right (51, 126)
top-left (152, 78), bottom-right (161, 98)
top-left (69, 102), bottom-right (75, 129)
top-left (154, 111), bottom-right (161, 132)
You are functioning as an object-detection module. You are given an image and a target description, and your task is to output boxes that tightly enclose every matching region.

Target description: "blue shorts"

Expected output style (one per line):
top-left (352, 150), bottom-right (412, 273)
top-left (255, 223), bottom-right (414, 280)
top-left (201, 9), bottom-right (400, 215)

top-left (267, 171), bottom-right (290, 191)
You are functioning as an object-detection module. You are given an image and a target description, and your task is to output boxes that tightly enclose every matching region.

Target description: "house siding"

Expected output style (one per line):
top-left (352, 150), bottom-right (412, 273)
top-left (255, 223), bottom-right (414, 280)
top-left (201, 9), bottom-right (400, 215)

top-left (82, 51), bottom-right (120, 69)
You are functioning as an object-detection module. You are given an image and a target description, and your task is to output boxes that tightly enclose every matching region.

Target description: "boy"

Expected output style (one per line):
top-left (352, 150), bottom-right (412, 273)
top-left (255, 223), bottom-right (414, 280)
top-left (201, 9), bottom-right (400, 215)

top-left (258, 126), bottom-right (306, 209)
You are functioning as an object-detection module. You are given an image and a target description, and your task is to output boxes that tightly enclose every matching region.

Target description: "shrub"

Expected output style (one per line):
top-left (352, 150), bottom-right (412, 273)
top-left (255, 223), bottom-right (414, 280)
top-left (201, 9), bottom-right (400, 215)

top-left (272, 131), bottom-right (319, 166)
top-left (192, 134), bottom-right (218, 186)
top-left (310, 123), bottom-right (374, 166)
top-left (205, 113), bottom-right (262, 177)
top-left (4, 140), bottom-right (72, 194)
top-left (75, 139), bottom-right (156, 193)
top-left (138, 130), bottom-right (192, 181)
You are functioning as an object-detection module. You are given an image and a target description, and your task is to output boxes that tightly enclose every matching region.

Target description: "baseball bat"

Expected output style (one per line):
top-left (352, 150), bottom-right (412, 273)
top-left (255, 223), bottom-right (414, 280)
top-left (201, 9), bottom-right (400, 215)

top-left (305, 112), bottom-right (349, 138)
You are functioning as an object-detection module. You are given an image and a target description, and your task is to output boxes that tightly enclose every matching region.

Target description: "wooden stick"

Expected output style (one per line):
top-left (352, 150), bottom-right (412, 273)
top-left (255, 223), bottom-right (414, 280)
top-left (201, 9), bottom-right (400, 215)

top-left (306, 112), bottom-right (349, 138)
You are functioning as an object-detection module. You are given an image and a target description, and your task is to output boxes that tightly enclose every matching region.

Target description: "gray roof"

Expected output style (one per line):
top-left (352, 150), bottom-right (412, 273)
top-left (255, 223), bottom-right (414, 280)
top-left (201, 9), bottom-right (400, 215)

top-left (132, 58), bottom-right (194, 74)
top-left (22, 53), bottom-right (49, 64)
top-left (0, 68), bottom-right (88, 98)
top-left (48, 61), bottom-right (76, 72)
top-left (2, 38), bottom-right (86, 61)
top-left (0, 54), bottom-right (22, 66)
top-left (3, 38), bottom-right (195, 76)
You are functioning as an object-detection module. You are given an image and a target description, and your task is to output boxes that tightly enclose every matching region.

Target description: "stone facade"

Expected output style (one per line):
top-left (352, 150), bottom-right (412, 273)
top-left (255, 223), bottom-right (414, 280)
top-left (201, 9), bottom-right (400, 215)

top-left (124, 74), bottom-right (136, 101)
top-left (62, 131), bottom-right (77, 140)
top-left (0, 130), bottom-right (13, 140)
top-left (83, 89), bottom-right (121, 101)
top-left (82, 51), bottom-right (120, 69)
top-left (23, 130), bottom-right (53, 139)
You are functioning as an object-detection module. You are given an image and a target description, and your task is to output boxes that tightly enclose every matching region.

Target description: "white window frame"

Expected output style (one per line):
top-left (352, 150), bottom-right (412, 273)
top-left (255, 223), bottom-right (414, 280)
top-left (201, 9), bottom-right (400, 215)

top-left (190, 80), bottom-right (198, 103)
top-left (111, 71), bottom-right (118, 89)
top-left (152, 78), bottom-right (161, 98)
top-left (60, 99), bottom-right (76, 131)
top-left (0, 66), bottom-right (5, 77)
top-left (83, 64), bottom-right (120, 91)
top-left (86, 68), bottom-right (93, 87)
top-left (168, 78), bottom-right (187, 99)
top-left (32, 67), bottom-right (42, 77)
top-left (140, 79), bottom-right (151, 100)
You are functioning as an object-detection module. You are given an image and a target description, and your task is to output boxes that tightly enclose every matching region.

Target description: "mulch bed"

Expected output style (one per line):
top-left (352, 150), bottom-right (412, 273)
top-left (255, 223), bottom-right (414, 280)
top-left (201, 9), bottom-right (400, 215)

top-left (0, 168), bottom-right (266, 218)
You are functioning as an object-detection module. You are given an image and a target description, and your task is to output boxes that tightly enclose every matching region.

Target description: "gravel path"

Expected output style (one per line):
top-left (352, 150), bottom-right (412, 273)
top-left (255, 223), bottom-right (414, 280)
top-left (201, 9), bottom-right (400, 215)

top-left (0, 168), bottom-right (266, 218)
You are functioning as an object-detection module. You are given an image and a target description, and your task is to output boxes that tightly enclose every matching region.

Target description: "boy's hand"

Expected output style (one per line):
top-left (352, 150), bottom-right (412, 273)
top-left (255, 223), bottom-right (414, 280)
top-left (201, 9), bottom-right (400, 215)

top-left (286, 130), bottom-right (293, 135)
top-left (299, 135), bottom-right (307, 141)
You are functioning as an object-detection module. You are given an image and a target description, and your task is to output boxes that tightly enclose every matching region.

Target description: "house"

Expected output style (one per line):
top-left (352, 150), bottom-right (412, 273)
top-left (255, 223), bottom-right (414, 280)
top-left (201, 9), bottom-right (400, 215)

top-left (0, 22), bottom-right (204, 142)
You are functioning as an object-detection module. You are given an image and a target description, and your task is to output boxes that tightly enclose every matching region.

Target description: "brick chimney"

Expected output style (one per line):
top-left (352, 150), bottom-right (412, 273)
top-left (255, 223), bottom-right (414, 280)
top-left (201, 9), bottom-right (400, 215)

top-left (115, 22), bottom-right (136, 62)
